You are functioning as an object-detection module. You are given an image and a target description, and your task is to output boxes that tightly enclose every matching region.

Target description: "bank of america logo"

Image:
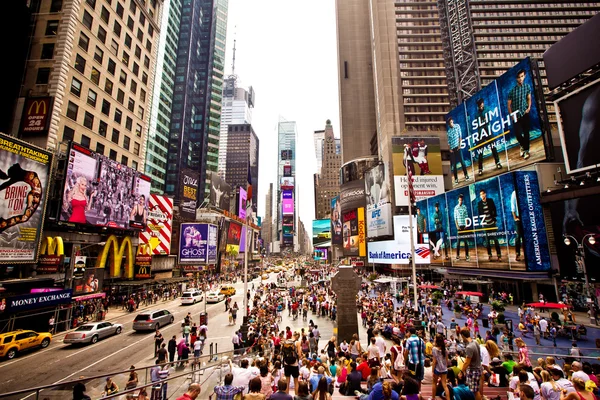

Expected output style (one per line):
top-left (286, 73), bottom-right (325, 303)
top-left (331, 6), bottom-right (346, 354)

top-left (415, 247), bottom-right (430, 258)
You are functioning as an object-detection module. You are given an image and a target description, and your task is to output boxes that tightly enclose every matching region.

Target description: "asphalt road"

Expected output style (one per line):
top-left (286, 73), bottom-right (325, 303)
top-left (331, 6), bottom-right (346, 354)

top-left (0, 277), bottom-right (253, 399)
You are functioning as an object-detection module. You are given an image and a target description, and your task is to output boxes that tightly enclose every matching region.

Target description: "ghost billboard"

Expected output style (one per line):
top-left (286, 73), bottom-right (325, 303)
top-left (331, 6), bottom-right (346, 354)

top-left (445, 58), bottom-right (548, 189)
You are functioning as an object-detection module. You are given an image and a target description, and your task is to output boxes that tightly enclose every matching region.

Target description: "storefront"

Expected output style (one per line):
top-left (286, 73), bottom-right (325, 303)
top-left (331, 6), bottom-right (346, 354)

top-left (0, 289), bottom-right (73, 333)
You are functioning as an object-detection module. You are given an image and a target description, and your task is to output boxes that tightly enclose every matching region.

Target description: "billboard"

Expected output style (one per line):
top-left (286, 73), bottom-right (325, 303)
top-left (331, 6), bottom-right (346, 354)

top-left (20, 97), bottom-right (53, 137)
top-left (366, 203), bottom-right (393, 238)
top-left (314, 248), bottom-right (328, 261)
top-left (208, 171), bottom-right (232, 211)
top-left (238, 187), bottom-right (247, 219)
top-left (444, 58), bottom-right (547, 189)
top-left (340, 180), bottom-right (366, 212)
top-left (283, 165), bottom-right (292, 177)
top-left (207, 224), bottom-right (218, 263)
top-left (240, 226), bottom-right (246, 253)
top-left (179, 223), bottom-right (212, 264)
top-left (179, 169), bottom-right (199, 220)
top-left (139, 195), bottom-right (173, 255)
top-left (365, 163), bottom-right (392, 209)
top-left (331, 196), bottom-right (343, 245)
top-left (0, 133), bottom-right (52, 262)
top-left (282, 190), bottom-right (294, 215)
top-left (368, 215), bottom-right (430, 264)
top-left (281, 149), bottom-right (293, 160)
top-left (554, 79), bottom-right (600, 175)
top-left (219, 219), bottom-right (230, 252)
top-left (74, 267), bottom-right (104, 295)
top-left (280, 177), bottom-right (295, 188)
top-left (226, 222), bottom-right (242, 253)
top-left (342, 209), bottom-right (359, 256)
top-left (61, 143), bottom-right (151, 229)
top-left (392, 137), bottom-right (444, 206)
top-left (312, 219), bottom-right (331, 247)
top-left (416, 171), bottom-right (550, 272)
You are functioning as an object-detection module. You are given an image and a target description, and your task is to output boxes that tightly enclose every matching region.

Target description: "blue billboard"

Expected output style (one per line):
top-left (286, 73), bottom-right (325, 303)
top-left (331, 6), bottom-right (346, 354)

top-left (179, 223), bottom-right (216, 264)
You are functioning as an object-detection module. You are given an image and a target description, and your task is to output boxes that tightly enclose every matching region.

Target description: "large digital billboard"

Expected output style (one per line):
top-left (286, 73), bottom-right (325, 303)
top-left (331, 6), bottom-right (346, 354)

top-left (283, 165), bottom-right (292, 177)
top-left (365, 163), bottom-right (393, 238)
top-left (314, 248), bottom-right (328, 261)
top-left (280, 177), bottom-right (295, 188)
top-left (0, 133), bottom-right (52, 262)
top-left (179, 168), bottom-right (199, 220)
top-left (340, 180), bottom-right (366, 212)
top-left (139, 195), bottom-right (173, 255)
top-left (554, 79), bottom-right (600, 175)
top-left (416, 171), bottom-right (550, 272)
top-left (312, 219), bottom-right (331, 247)
top-left (61, 143), bottom-right (151, 230)
top-left (445, 58), bottom-right (547, 189)
top-left (208, 171), bottom-right (232, 211)
top-left (367, 215), bottom-right (430, 264)
top-left (342, 209), bottom-right (360, 256)
top-left (392, 137), bottom-right (444, 206)
top-left (331, 196), bottom-right (342, 245)
top-left (226, 222), bottom-right (242, 253)
top-left (238, 187), bottom-right (247, 220)
top-left (282, 190), bottom-right (294, 215)
top-left (179, 223), bottom-right (217, 264)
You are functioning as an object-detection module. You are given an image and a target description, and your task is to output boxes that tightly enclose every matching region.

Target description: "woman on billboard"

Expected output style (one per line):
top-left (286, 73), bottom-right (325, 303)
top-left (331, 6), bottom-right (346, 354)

top-left (63, 176), bottom-right (96, 224)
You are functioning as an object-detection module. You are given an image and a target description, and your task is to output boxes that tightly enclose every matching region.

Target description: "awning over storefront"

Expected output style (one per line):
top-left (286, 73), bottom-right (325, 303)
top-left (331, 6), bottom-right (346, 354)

top-left (73, 292), bottom-right (107, 301)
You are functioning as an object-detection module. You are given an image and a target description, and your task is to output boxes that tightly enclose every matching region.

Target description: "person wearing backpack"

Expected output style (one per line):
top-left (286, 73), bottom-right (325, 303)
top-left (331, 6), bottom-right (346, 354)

top-left (282, 338), bottom-right (300, 395)
top-left (390, 336), bottom-right (404, 381)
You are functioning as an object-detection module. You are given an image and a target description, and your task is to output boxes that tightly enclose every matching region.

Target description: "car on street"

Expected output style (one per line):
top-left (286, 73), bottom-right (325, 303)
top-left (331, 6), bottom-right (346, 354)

top-left (205, 291), bottom-right (226, 303)
top-left (0, 330), bottom-right (52, 359)
top-left (220, 286), bottom-right (236, 296)
top-left (63, 322), bottom-right (122, 345)
top-left (133, 310), bottom-right (175, 331)
top-left (181, 290), bottom-right (203, 305)
top-left (317, 230), bottom-right (331, 239)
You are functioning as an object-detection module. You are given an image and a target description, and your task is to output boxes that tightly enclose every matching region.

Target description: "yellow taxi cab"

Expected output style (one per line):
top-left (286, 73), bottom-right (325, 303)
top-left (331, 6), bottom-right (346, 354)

top-left (0, 330), bottom-right (52, 359)
top-left (219, 286), bottom-right (236, 296)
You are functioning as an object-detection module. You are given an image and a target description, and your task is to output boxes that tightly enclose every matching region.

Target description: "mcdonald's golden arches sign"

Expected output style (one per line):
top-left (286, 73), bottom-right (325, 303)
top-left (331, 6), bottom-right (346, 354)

top-left (20, 97), bottom-right (53, 136)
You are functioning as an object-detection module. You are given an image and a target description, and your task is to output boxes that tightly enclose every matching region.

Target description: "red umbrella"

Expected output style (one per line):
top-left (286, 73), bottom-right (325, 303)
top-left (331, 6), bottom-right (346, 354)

top-left (455, 291), bottom-right (483, 297)
top-left (526, 302), bottom-right (571, 309)
top-left (419, 284), bottom-right (440, 289)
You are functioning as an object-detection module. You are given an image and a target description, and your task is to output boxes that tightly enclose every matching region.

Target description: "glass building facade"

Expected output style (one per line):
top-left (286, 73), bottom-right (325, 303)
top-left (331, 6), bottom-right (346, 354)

top-left (277, 119), bottom-right (297, 248)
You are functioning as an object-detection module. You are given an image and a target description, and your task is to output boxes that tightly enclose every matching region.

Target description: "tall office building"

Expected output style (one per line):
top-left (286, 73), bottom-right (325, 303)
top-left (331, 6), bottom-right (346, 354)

top-left (145, 0), bottom-right (182, 193)
top-left (262, 182), bottom-right (273, 251)
top-left (314, 128), bottom-right (341, 172)
top-left (277, 118), bottom-right (297, 249)
top-left (336, 0), bottom-right (600, 161)
top-left (11, 0), bottom-right (163, 169)
top-left (314, 120), bottom-right (341, 220)
top-left (164, 0), bottom-right (228, 201)
top-left (218, 78), bottom-right (255, 179)
top-left (224, 123), bottom-right (259, 213)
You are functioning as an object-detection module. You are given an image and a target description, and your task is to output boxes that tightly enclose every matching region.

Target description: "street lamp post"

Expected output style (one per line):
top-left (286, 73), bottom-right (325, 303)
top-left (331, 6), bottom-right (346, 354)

top-left (564, 233), bottom-right (596, 323)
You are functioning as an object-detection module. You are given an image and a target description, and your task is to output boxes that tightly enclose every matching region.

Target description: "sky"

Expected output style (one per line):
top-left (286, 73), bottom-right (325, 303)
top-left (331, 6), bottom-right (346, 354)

top-left (223, 0), bottom-right (340, 230)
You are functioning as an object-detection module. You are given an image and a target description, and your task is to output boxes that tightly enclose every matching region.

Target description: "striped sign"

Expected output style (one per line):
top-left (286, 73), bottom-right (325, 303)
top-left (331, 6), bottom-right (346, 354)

top-left (139, 195), bottom-right (173, 255)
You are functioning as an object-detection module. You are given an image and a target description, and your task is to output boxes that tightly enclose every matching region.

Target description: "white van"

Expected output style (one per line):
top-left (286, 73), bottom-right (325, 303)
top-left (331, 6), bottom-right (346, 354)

top-left (181, 290), bottom-right (203, 305)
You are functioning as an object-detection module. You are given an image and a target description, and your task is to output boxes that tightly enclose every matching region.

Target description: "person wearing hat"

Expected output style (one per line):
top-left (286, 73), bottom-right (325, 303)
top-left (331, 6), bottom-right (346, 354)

top-left (489, 357), bottom-right (509, 387)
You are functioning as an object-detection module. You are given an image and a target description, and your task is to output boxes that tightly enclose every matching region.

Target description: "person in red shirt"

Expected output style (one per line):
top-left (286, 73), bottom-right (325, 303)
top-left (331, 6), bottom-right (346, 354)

top-left (356, 355), bottom-right (370, 380)
top-left (176, 383), bottom-right (201, 400)
top-left (285, 326), bottom-right (292, 340)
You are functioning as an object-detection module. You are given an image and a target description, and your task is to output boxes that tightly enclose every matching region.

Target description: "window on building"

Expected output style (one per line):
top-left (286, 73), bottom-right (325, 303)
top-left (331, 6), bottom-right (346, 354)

top-left (107, 58), bottom-right (116, 75)
top-left (129, 0), bottom-right (136, 14)
top-left (116, 2), bottom-right (124, 18)
top-left (139, 12), bottom-right (145, 26)
top-left (125, 116), bottom-right (132, 131)
top-left (141, 72), bottom-right (148, 85)
top-left (66, 101), bottom-right (78, 120)
top-left (127, 98), bottom-right (135, 112)
top-left (127, 16), bottom-right (134, 30)
top-left (114, 109), bottom-right (122, 124)
top-left (63, 125), bottom-right (75, 141)
top-left (121, 155), bottom-right (128, 166)
top-left (113, 21), bottom-right (121, 37)
top-left (132, 160), bottom-right (138, 170)
top-left (94, 46), bottom-right (104, 64)
top-left (41, 43), bottom-right (55, 59)
top-left (82, 11), bottom-right (93, 30)
top-left (120, 70), bottom-right (127, 85)
top-left (133, 142), bottom-right (140, 155)
top-left (145, 39), bottom-right (151, 52)
top-left (117, 89), bottom-right (125, 104)
top-left (99, 120), bottom-right (107, 137)
top-left (36, 68), bottom-right (51, 84)
top-left (70, 77), bottom-right (82, 97)
top-left (101, 99), bottom-right (110, 115)
top-left (86, 0), bottom-right (96, 9)
top-left (83, 111), bottom-right (94, 129)
top-left (130, 80), bottom-right (137, 94)
top-left (97, 25), bottom-right (107, 43)
top-left (123, 135), bottom-right (130, 150)
top-left (124, 33), bottom-right (132, 48)
top-left (109, 149), bottom-right (117, 161)
top-left (132, 62), bottom-right (139, 76)
top-left (46, 20), bottom-right (59, 36)
top-left (74, 54), bottom-right (86, 74)
top-left (143, 55), bottom-right (149, 68)
top-left (100, 6), bottom-right (110, 23)
top-left (90, 67), bottom-right (100, 85)
top-left (80, 134), bottom-right (91, 148)
top-left (137, 28), bottom-right (143, 41)
top-left (148, 24), bottom-right (154, 38)
top-left (122, 52), bottom-right (129, 66)
top-left (139, 88), bottom-right (146, 102)
top-left (96, 142), bottom-right (105, 155)
top-left (135, 124), bottom-right (142, 137)
top-left (137, 105), bottom-right (143, 119)
top-left (102, 78), bottom-right (113, 95)
top-left (111, 128), bottom-right (120, 144)
top-left (111, 39), bottom-right (119, 55)
top-left (87, 89), bottom-right (97, 107)
top-left (50, 0), bottom-right (63, 12)
top-left (78, 33), bottom-right (90, 51)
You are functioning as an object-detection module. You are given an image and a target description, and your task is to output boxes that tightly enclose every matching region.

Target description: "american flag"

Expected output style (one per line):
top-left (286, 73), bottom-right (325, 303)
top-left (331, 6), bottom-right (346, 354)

top-left (415, 246), bottom-right (431, 258)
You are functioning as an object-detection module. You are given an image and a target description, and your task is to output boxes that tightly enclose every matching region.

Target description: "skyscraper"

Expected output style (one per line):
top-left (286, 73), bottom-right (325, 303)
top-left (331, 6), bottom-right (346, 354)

top-left (164, 0), bottom-right (228, 202)
top-left (224, 123), bottom-right (259, 213)
top-left (11, 0), bottom-right (163, 169)
top-left (145, 0), bottom-right (182, 193)
top-left (277, 118), bottom-right (297, 249)
top-left (314, 120), bottom-right (341, 220)
top-left (262, 182), bottom-right (273, 251)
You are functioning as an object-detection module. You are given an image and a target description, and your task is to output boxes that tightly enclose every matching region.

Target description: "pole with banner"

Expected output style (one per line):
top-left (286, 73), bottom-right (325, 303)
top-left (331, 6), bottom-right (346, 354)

top-left (406, 161), bottom-right (419, 313)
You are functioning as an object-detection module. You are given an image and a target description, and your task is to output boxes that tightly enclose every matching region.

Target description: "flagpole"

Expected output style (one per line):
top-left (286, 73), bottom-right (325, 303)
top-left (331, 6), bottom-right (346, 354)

top-left (406, 148), bottom-right (419, 314)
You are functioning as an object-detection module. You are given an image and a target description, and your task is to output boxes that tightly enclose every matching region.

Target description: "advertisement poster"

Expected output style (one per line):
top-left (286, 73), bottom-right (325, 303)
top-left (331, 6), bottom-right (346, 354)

top-left (179, 168), bottom-right (199, 220)
top-left (314, 248), bottom-right (328, 261)
top-left (366, 203), bottom-right (393, 238)
top-left (179, 223), bottom-right (209, 263)
top-left (226, 222), bottom-right (242, 253)
top-left (312, 219), bottom-right (331, 247)
top-left (139, 195), bottom-right (173, 255)
top-left (358, 207), bottom-right (366, 257)
top-left (219, 220), bottom-right (230, 252)
top-left (283, 165), bottom-right (292, 177)
top-left (0, 134), bottom-right (52, 263)
top-left (392, 137), bottom-right (444, 206)
top-left (416, 171), bottom-right (550, 271)
top-left (365, 163), bottom-right (392, 209)
top-left (240, 226), bottom-right (247, 253)
top-left (207, 224), bottom-right (218, 263)
top-left (74, 268), bottom-right (103, 295)
top-left (134, 254), bottom-right (152, 279)
top-left (340, 180), bottom-right (366, 212)
top-left (208, 171), bottom-right (231, 211)
top-left (342, 209), bottom-right (359, 256)
top-left (60, 143), bottom-right (151, 229)
top-left (20, 97), bottom-right (53, 137)
top-left (331, 197), bottom-right (343, 245)
top-left (555, 79), bottom-right (600, 174)
top-left (444, 57), bottom-right (547, 189)
top-left (238, 187), bottom-right (247, 219)
top-left (2, 289), bottom-right (72, 314)
top-left (282, 190), bottom-right (294, 215)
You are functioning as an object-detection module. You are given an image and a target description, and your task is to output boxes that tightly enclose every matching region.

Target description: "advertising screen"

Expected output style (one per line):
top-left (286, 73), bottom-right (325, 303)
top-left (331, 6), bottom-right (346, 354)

top-left (416, 171), bottom-right (550, 271)
top-left (331, 196), bottom-right (343, 245)
top-left (282, 215), bottom-right (294, 226)
top-left (554, 79), bottom-right (600, 174)
top-left (61, 143), bottom-right (151, 229)
top-left (445, 58), bottom-right (547, 189)
top-left (20, 97), bottom-right (53, 137)
top-left (238, 187), bottom-right (247, 219)
top-left (340, 180), bottom-right (366, 212)
top-left (282, 190), bottom-right (294, 215)
top-left (312, 219), bottom-right (331, 247)
top-left (368, 215), bottom-right (430, 264)
top-left (219, 220), bottom-right (230, 252)
top-left (240, 226), bottom-right (247, 253)
top-left (179, 223), bottom-right (210, 263)
top-left (180, 169), bottom-right (199, 220)
top-left (342, 209), bottom-right (359, 256)
top-left (392, 137), bottom-right (444, 205)
top-left (0, 133), bottom-right (52, 262)
top-left (281, 150), bottom-right (293, 160)
top-left (280, 177), bottom-right (295, 188)
top-left (74, 267), bottom-right (104, 295)
top-left (314, 248), bottom-right (328, 261)
top-left (208, 171), bottom-right (232, 211)
top-left (226, 222), bottom-right (242, 253)
top-left (283, 165), bottom-right (292, 177)
top-left (366, 203), bottom-right (393, 238)
top-left (139, 195), bottom-right (173, 255)
top-left (207, 224), bottom-right (218, 263)
top-left (365, 163), bottom-right (392, 210)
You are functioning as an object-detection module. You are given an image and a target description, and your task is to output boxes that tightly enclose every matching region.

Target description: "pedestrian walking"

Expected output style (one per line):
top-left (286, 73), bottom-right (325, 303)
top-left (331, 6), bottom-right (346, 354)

top-left (168, 336), bottom-right (177, 363)
top-left (154, 331), bottom-right (164, 358)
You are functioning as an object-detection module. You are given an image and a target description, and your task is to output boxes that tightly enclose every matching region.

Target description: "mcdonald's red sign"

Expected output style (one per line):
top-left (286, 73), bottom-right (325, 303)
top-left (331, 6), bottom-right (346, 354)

top-left (20, 97), bottom-right (53, 136)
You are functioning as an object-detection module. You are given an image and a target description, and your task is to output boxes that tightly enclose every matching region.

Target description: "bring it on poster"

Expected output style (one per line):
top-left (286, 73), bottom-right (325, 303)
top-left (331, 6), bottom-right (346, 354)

top-left (0, 133), bottom-right (52, 263)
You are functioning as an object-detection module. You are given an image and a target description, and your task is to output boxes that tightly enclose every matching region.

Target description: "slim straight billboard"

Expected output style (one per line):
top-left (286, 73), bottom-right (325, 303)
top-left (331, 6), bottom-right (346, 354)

top-left (179, 223), bottom-right (209, 264)
top-left (61, 143), bottom-right (151, 229)
top-left (391, 137), bottom-right (444, 206)
top-left (0, 133), bottom-right (52, 262)
top-left (238, 187), bottom-right (247, 219)
top-left (282, 190), bottom-right (294, 215)
top-left (416, 171), bottom-right (550, 272)
top-left (226, 222), bottom-right (242, 253)
top-left (139, 195), bottom-right (173, 255)
top-left (331, 196), bottom-right (343, 245)
top-left (445, 58), bottom-right (548, 189)
top-left (342, 209), bottom-right (359, 256)
top-left (312, 219), bottom-right (331, 247)
top-left (365, 163), bottom-right (393, 237)
top-left (208, 171), bottom-right (232, 211)
top-left (180, 169), bottom-right (199, 220)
